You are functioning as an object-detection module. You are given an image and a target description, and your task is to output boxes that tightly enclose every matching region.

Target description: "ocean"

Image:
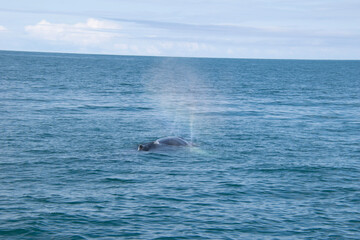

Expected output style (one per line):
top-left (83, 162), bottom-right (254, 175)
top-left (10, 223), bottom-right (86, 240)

top-left (0, 50), bottom-right (359, 239)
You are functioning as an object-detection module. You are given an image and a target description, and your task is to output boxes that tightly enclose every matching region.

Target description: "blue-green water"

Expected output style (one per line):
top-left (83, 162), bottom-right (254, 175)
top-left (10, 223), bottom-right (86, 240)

top-left (1, 50), bottom-right (359, 239)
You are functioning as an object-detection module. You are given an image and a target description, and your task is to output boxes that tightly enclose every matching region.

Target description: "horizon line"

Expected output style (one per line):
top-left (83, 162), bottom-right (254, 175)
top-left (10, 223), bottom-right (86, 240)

top-left (1, 49), bottom-right (359, 61)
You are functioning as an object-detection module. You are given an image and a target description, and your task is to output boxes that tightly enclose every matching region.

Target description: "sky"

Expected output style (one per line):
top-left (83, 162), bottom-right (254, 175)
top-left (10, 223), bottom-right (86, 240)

top-left (0, 0), bottom-right (359, 59)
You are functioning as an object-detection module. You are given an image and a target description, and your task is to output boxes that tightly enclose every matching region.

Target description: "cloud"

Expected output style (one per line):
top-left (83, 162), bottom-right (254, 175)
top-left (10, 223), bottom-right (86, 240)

top-left (23, 18), bottom-right (220, 57)
top-left (25, 18), bottom-right (122, 46)
top-left (22, 16), bottom-right (359, 59)
top-left (0, 25), bottom-right (7, 31)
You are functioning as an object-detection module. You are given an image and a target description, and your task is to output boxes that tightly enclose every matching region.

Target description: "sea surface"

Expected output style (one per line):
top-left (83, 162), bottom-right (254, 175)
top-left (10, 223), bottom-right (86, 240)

top-left (0, 50), bottom-right (359, 239)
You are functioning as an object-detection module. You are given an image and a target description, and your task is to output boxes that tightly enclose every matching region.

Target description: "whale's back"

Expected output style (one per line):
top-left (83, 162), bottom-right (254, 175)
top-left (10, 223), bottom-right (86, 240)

top-left (156, 137), bottom-right (189, 146)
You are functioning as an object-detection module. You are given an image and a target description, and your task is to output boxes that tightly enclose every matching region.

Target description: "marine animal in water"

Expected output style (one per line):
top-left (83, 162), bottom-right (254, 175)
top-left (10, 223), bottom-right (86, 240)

top-left (138, 137), bottom-right (191, 151)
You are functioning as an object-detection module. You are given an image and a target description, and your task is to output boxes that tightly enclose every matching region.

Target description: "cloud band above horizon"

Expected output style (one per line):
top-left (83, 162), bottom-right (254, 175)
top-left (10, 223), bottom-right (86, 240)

top-left (1, 1), bottom-right (360, 59)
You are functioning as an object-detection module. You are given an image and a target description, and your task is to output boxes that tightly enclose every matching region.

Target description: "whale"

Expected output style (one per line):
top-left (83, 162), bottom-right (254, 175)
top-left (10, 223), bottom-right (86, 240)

top-left (138, 137), bottom-right (191, 151)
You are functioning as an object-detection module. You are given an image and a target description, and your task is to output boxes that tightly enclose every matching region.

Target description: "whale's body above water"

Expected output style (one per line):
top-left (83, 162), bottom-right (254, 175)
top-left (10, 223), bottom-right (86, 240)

top-left (138, 137), bottom-right (190, 151)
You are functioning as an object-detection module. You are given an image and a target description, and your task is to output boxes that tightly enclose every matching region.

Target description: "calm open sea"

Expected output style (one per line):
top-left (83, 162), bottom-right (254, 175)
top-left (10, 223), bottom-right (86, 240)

top-left (0, 50), bottom-right (359, 239)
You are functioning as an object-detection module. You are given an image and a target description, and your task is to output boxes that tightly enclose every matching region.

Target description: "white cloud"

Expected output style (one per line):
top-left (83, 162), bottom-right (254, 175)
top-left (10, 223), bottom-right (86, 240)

top-left (23, 18), bottom-right (223, 56)
top-left (0, 25), bottom-right (7, 31)
top-left (25, 18), bottom-right (122, 46)
top-left (24, 18), bottom-right (328, 58)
